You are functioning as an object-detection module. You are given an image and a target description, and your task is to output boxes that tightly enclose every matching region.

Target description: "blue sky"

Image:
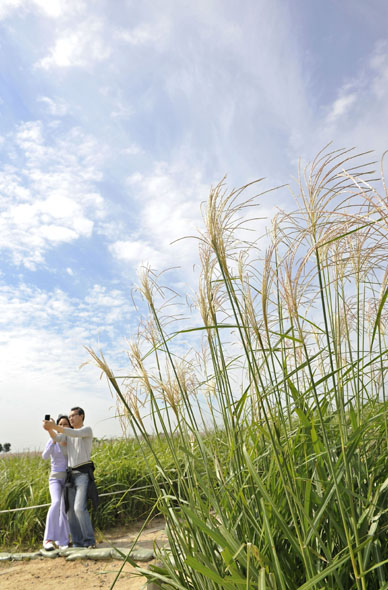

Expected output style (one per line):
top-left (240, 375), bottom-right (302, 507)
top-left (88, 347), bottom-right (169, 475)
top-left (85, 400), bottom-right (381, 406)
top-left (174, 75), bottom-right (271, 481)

top-left (1, 0), bottom-right (387, 451)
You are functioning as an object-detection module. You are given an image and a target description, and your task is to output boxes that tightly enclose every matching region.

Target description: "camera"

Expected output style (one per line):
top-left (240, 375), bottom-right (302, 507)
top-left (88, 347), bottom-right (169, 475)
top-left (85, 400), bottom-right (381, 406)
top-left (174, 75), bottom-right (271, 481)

top-left (44, 414), bottom-right (50, 421)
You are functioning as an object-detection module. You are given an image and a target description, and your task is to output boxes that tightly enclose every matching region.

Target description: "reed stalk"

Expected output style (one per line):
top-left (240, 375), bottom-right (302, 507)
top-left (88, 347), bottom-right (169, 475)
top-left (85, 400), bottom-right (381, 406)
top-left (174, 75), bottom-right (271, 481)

top-left (92, 147), bottom-right (388, 589)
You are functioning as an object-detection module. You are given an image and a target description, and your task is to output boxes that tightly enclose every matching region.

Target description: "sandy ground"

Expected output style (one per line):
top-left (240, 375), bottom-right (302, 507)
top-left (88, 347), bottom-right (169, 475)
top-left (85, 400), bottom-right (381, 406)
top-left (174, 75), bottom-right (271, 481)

top-left (0, 517), bottom-right (167, 590)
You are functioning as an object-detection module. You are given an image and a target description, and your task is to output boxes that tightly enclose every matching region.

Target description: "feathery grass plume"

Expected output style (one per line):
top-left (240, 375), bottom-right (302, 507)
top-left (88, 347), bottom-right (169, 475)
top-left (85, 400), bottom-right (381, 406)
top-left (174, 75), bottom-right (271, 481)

top-left (127, 337), bottom-right (154, 399)
top-left (197, 242), bottom-right (224, 327)
top-left (122, 380), bottom-right (145, 430)
top-left (89, 147), bottom-right (388, 590)
top-left (154, 357), bottom-right (197, 418)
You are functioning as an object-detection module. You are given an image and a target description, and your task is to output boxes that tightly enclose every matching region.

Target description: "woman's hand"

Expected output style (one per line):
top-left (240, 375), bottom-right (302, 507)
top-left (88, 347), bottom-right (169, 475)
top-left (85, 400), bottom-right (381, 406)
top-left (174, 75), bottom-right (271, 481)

top-left (43, 418), bottom-right (55, 431)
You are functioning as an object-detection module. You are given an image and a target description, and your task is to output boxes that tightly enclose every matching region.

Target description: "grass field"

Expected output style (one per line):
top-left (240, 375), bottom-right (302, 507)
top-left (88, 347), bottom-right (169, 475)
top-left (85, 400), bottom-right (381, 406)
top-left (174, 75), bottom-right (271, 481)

top-left (0, 436), bottom-right (178, 549)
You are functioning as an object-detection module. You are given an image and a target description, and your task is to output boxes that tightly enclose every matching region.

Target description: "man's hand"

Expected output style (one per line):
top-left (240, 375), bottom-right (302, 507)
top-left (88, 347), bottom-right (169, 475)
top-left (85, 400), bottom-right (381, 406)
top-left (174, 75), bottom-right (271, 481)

top-left (43, 419), bottom-right (54, 431)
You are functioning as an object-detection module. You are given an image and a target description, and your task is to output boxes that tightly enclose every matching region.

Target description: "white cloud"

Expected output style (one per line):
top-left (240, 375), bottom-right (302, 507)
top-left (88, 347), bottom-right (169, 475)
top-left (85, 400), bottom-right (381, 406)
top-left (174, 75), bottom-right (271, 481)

top-left (121, 144), bottom-right (144, 156)
top-left (110, 239), bottom-right (165, 268)
top-left (110, 102), bottom-right (135, 120)
top-left (0, 120), bottom-right (105, 269)
top-left (0, 0), bottom-right (24, 20)
top-left (115, 19), bottom-right (170, 47)
top-left (326, 92), bottom-right (357, 123)
top-left (369, 41), bottom-right (388, 99)
top-left (110, 161), bottom-right (208, 272)
top-left (0, 283), bottom-right (136, 448)
top-left (37, 18), bottom-right (110, 69)
top-left (16, 119), bottom-right (45, 156)
top-left (314, 40), bottom-right (388, 155)
top-left (0, 280), bottom-right (133, 449)
top-left (38, 224), bottom-right (79, 242)
top-left (38, 95), bottom-right (69, 116)
top-left (0, 282), bottom-right (135, 364)
top-left (0, 0), bottom-right (85, 20)
top-left (31, 0), bottom-right (85, 19)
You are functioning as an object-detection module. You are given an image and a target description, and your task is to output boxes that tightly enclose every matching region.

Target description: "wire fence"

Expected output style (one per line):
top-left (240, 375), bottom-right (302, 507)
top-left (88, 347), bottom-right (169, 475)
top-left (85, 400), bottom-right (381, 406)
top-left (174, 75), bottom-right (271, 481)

top-left (0, 482), bottom-right (155, 514)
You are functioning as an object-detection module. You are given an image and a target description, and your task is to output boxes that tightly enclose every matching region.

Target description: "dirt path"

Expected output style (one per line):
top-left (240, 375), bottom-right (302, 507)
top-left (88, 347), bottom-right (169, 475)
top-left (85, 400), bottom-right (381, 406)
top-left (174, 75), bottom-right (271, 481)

top-left (0, 559), bottom-right (146, 589)
top-left (0, 517), bottom-right (167, 590)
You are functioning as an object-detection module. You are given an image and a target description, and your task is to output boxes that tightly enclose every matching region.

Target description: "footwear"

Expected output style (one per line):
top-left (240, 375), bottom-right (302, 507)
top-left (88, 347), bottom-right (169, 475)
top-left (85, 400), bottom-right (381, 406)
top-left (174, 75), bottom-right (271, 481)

top-left (87, 544), bottom-right (96, 549)
top-left (59, 545), bottom-right (69, 550)
top-left (43, 541), bottom-right (55, 551)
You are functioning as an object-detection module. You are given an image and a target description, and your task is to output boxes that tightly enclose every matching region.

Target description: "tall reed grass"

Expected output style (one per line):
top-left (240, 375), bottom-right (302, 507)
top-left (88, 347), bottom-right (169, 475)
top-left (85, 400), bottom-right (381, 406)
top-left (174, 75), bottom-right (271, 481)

top-left (91, 147), bottom-right (388, 589)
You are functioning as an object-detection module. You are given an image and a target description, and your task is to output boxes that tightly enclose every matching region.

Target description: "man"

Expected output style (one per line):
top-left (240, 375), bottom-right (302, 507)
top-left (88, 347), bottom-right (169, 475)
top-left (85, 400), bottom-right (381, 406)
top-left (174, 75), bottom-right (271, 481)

top-left (44, 407), bottom-right (97, 548)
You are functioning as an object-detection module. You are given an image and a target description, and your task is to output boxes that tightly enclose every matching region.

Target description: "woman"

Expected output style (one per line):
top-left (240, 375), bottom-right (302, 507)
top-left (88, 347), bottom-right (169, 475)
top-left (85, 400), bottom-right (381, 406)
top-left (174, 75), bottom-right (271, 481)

top-left (41, 414), bottom-right (72, 550)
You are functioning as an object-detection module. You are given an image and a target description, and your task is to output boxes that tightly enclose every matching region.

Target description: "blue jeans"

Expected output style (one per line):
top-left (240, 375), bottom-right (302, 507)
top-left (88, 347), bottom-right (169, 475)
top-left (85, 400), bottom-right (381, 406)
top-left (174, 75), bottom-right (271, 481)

top-left (67, 472), bottom-right (95, 547)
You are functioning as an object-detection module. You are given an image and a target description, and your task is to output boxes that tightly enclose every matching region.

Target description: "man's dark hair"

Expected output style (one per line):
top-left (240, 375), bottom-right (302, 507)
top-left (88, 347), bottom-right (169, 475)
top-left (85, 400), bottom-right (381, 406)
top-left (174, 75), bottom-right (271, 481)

top-left (71, 407), bottom-right (85, 421)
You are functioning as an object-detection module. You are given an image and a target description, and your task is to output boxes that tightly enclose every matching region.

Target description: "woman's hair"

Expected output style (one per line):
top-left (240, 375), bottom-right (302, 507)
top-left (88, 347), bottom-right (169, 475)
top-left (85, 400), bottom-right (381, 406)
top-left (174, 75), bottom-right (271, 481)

top-left (57, 414), bottom-right (72, 428)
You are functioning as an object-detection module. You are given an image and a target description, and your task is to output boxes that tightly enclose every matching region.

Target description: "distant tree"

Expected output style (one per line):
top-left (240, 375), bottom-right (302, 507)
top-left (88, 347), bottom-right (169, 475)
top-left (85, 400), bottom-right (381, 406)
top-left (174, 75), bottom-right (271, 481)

top-left (0, 443), bottom-right (2, 452)
top-left (3, 443), bottom-right (11, 453)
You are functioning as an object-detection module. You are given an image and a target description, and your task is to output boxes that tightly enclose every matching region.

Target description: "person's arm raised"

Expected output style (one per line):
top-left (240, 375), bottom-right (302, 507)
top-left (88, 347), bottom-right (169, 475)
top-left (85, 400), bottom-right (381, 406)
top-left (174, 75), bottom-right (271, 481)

top-left (45, 421), bottom-right (65, 434)
top-left (43, 420), bottom-right (65, 442)
top-left (62, 426), bottom-right (92, 438)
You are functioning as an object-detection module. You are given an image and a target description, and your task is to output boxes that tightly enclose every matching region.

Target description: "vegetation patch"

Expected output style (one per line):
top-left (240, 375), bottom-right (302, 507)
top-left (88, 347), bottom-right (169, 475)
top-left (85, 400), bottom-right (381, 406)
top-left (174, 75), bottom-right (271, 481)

top-left (0, 437), bottom-right (176, 549)
top-left (91, 147), bottom-right (388, 589)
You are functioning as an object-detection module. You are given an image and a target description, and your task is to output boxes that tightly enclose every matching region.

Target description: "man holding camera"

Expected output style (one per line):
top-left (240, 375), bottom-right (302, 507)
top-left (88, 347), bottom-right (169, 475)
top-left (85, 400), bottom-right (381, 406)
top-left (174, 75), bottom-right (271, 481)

top-left (44, 407), bottom-right (97, 548)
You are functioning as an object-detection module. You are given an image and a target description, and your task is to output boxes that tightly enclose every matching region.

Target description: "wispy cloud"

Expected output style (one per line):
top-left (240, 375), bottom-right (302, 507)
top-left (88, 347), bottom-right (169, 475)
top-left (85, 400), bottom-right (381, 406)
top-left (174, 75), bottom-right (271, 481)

top-left (115, 19), bottom-right (170, 47)
top-left (326, 91), bottom-right (357, 124)
top-left (369, 40), bottom-right (388, 99)
top-left (109, 160), bottom-right (208, 271)
top-left (0, 280), bottom-right (133, 449)
top-left (0, 0), bottom-right (85, 21)
top-left (38, 95), bottom-right (69, 116)
top-left (0, 282), bottom-right (134, 380)
top-left (316, 39), bottom-right (388, 154)
top-left (0, 121), bottom-right (105, 269)
top-left (31, 0), bottom-right (85, 19)
top-left (37, 18), bottom-right (110, 69)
